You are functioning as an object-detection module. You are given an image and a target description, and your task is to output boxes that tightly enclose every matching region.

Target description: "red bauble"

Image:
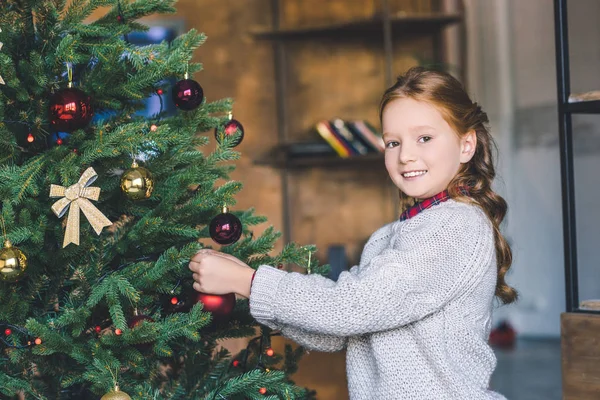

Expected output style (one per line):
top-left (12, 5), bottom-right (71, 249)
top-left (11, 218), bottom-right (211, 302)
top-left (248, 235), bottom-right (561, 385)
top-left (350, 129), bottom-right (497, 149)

top-left (194, 292), bottom-right (235, 317)
top-left (172, 79), bottom-right (204, 110)
top-left (209, 211), bottom-right (242, 245)
top-left (48, 87), bottom-right (94, 132)
top-left (128, 315), bottom-right (155, 350)
top-left (214, 119), bottom-right (244, 147)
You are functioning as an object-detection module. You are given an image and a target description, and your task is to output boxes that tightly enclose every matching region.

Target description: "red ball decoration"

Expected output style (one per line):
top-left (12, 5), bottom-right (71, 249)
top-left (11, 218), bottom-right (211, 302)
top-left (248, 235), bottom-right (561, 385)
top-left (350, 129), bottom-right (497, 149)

top-left (265, 347), bottom-right (274, 357)
top-left (259, 388), bottom-right (267, 395)
top-left (170, 296), bottom-right (178, 305)
top-left (209, 207), bottom-right (242, 245)
top-left (172, 79), bottom-right (204, 111)
top-left (194, 292), bottom-right (235, 317)
top-left (115, 329), bottom-right (122, 336)
top-left (48, 87), bottom-right (93, 132)
top-left (94, 325), bottom-right (102, 333)
top-left (232, 360), bottom-right (240, 367)
top-left (4, 328), bottom-right (11, 336)
top-left (215, 119), bottom-right (244, 147)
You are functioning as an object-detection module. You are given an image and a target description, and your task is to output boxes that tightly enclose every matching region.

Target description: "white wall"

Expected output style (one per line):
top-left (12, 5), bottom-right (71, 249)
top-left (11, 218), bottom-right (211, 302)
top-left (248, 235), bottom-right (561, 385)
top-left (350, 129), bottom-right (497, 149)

top-left (465, 0), bottom-right (600, 337)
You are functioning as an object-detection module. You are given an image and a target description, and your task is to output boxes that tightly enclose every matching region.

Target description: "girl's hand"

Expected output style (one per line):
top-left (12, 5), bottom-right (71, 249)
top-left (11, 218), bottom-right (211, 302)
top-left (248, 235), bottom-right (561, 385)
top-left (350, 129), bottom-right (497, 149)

top-left (189, 249), bottom-right (255, 298)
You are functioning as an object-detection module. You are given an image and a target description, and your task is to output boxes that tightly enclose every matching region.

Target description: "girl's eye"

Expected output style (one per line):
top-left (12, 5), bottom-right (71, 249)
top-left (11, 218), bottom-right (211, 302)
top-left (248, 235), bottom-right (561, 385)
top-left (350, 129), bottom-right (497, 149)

top-left (385, 141), bottom-right (399, 149)
top-left (418, 136), bottom-right (432, 143)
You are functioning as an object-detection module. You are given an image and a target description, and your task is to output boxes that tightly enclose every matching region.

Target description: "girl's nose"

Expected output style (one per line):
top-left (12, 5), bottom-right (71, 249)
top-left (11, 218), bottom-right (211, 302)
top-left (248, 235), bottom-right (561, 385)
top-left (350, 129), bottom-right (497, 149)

top-left (398, 144), bottom-right (417, 164)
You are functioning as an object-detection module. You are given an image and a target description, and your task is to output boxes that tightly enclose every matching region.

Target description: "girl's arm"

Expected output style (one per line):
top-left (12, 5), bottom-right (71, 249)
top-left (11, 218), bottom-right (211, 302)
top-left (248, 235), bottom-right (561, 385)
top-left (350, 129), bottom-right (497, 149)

top-left (253, 266), bottom-right (361, 352)
top-left (250, 206), bottom-right (494, 336)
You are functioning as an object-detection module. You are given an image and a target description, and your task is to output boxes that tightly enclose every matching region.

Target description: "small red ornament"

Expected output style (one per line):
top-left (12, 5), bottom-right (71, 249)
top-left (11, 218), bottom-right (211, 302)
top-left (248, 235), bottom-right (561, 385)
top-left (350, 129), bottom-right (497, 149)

top-left (265, 347), bottom-right (274, 357)
top-left (209, 206), bottom-right (242, 245)
top-left (94, 325), bottom-right (102, 333)
top-left (172, 78), bottom-right (204, 110)
top-left (214, 119), bottom-right (244, 147)
top-left (115, 329), bottom-right (122, 336)
top-left (156, 88), bottom-right (163, 95)
top-left (232, 360), bottom-right (240, 367)
top-left (48, 87), bottom-right (93, 132)
top-left (56, 138), bottom-right (63, 145)
top-left (34, 338), bottom-right (42, 345)
top-left (117, 15), bottom-right (124, 22)
top-left (4, 328), bottom-right (11, 336)
top-left (27, 133), bottom-right (34, 143)
top-left (170, 296), bottom-right (178, 305)
top-left (277, 264), bottom-right (284, 270)
top-left (194, 292), bottom-right (236, 317)
top-left (150, 124), bottom-right (158, 132)
top-left (258, 388), bottom-right (267, 395)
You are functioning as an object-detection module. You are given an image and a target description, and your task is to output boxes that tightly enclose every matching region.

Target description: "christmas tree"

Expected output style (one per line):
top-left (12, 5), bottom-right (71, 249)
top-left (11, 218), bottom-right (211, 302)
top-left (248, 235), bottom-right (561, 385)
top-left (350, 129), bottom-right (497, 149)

top-left (0, 1), bottom-right (323, 398)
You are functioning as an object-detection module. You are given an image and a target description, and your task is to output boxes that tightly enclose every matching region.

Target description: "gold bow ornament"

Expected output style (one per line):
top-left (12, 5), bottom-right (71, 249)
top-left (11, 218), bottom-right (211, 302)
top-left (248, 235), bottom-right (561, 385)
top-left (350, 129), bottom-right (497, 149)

top-left (50, 167), bottom-right (112, 247)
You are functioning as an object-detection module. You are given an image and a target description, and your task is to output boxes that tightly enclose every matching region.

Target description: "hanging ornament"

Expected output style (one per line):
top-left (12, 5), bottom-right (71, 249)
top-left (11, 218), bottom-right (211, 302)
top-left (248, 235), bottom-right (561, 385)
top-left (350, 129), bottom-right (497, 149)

top-left (215, 112), bottom-right (244, 147)
top-left (128, 314), bottom-right (154, 351)
top-left (0, 240), bottom-right (27, 282)
top-left (49, 167), bottom-right (113, 247)
top-left (172, 72), bottom-right (204, 111)
top-left (120, 161), bottom-right (154, 201)
top-left (48, 64), bottom-right (93, 132)
top-left (194, 292), bottom-right (236, 317)
top-left (209, 205), bottom-right (242, 245)
top-left (0, 218), bottom-right (27, 282)
top-left (101, 386), bottom-right (131, 400)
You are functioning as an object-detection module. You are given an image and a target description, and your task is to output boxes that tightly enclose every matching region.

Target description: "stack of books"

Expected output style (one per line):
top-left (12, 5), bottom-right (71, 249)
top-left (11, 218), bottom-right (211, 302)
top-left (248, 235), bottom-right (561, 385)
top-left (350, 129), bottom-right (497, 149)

top-left (314, 118), bottom-right (385, 158)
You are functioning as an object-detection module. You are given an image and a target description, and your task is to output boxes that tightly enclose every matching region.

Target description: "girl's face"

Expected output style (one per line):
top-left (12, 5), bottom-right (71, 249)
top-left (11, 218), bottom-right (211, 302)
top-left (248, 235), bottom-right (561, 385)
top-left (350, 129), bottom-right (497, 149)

top-left (382, 98), bottom-right (476, 200)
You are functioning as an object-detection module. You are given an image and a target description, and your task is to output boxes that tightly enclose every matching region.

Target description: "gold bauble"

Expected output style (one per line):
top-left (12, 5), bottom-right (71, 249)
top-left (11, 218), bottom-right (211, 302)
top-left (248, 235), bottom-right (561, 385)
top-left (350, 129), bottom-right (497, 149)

top-left (0, 240), bottom-right (27, 282)
top-left (120, 162), bottom-right (154, 200)
top-left (101, 386), bottom-right (132, 400)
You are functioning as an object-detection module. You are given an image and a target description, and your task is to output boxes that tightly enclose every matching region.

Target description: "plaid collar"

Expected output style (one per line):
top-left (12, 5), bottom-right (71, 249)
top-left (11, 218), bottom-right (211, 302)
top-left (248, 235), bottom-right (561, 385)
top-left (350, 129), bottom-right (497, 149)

top-left (399, 188), bottom-right (467, 221)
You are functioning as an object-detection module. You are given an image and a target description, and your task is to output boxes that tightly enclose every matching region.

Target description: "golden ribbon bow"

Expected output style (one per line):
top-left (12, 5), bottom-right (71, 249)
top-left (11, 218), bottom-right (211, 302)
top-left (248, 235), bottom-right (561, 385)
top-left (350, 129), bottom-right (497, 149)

top-left (50, 167), bottom-right (112, 248)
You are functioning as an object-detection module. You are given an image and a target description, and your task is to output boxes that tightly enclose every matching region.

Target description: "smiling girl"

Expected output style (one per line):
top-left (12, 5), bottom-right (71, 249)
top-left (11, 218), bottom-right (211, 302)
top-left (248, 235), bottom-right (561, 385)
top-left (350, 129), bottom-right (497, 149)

top-left (189, 66), bottom-right (517, 399)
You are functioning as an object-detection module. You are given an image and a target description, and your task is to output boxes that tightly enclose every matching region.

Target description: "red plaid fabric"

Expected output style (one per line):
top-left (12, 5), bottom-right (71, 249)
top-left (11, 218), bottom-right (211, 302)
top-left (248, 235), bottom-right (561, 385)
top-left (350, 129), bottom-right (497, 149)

top-left (399, 187), bottom-right (469, 222)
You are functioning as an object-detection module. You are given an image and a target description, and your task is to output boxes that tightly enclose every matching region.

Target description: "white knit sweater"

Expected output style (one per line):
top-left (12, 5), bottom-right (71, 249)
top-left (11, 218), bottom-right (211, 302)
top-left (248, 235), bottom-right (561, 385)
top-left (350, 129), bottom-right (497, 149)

top-left (250, 200), bottom-right (507, 399)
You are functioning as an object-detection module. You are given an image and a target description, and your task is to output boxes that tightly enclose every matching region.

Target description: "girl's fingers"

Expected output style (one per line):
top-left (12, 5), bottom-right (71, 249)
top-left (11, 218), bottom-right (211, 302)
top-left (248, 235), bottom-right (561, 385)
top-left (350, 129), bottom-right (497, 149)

top-left (192, 273), bottom-right (199, 281)
top-left (192, 281), bottom-right (202, 293)
top-left (212, 252), bottom-right (247, 267)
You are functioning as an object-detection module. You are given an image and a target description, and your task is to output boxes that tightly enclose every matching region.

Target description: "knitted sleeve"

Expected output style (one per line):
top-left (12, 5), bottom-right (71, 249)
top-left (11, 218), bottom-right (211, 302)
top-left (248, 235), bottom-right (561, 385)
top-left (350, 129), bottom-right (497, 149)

top-left (249, 205), bottom-right (494, 336)
top-left (253, 266), bottom-right (360, 352)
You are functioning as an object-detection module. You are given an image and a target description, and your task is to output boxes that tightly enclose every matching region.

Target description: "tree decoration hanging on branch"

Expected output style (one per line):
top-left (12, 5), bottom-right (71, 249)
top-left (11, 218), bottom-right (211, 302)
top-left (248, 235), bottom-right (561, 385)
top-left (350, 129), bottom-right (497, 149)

top-left (49, 167), bottom-right (112, 247)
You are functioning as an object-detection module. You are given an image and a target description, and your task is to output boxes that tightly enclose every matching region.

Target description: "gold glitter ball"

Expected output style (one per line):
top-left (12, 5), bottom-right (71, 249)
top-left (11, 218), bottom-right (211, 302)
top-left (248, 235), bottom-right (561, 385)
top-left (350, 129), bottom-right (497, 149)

top-left (120, 164), bottom-right (154, 201)
top-left (0, 241), bottom-right (27, 282)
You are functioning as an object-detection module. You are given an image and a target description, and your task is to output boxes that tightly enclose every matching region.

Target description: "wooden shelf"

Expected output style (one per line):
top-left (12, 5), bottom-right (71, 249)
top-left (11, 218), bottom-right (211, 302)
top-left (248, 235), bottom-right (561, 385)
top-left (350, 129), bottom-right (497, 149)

top-left (250, 13), bottom-right (462, 41)
top-left (565, 99), bottom-right (600, 114)
top-left (254, 151), bottom-right (385, 170)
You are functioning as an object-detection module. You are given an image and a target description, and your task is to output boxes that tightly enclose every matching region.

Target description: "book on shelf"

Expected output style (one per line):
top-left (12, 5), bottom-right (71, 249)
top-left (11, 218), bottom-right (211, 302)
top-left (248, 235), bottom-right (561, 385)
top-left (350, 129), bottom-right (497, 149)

top-left (315, 120), bottom-right (353, 158)
top-left (330, 118), bottom-right (370, 155)
top-left (349, 120), bottom-right (385, 152)
top-left (315, 119), bottom-right (385, 157)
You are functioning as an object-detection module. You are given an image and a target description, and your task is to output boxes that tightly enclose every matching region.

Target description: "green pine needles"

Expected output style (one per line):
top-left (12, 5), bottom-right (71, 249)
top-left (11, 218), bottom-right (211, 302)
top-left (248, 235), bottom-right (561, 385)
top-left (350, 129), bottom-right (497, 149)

top-left (0, 1), bottom-right (325, 398)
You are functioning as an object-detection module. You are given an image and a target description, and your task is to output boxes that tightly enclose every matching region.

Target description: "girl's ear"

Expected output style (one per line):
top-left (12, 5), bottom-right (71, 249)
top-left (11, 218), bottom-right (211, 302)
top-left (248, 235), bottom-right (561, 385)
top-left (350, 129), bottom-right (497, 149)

top-left (460, 130), bottom-right (477, 163)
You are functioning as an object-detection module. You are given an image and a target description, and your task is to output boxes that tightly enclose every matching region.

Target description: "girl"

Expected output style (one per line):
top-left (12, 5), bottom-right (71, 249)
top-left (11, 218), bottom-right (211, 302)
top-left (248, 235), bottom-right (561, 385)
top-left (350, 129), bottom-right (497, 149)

top-left (189, 66), bottom-right (517, 399)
